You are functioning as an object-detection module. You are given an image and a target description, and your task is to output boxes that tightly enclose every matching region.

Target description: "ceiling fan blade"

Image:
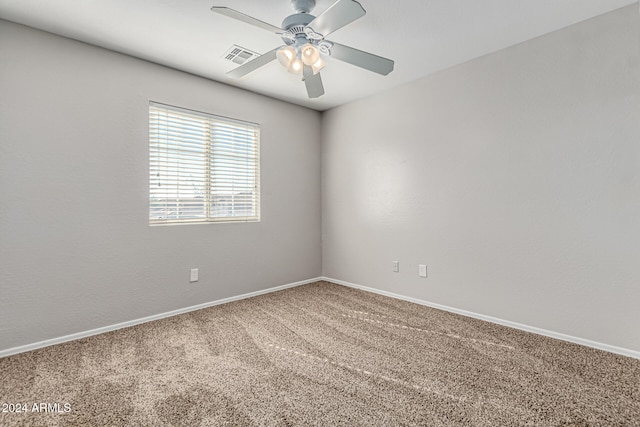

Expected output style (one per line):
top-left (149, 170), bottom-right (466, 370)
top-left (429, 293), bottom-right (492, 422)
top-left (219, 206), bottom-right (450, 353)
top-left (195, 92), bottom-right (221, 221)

top-left (303, 66), bottom-right (325, 98)
top-left (307, 0), bottom-right (366, 37)
top-left (227, 47), bottom-right (279, 79)
top-left (211, 7), bottom-right (281, 33)
top-left (329, 42), bottom-right (394, 75)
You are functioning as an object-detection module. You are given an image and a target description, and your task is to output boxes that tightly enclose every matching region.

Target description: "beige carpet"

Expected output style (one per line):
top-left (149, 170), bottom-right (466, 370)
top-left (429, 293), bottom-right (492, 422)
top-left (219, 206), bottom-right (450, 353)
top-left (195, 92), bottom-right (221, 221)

top-left (1, 281), bottom-right (639, 426)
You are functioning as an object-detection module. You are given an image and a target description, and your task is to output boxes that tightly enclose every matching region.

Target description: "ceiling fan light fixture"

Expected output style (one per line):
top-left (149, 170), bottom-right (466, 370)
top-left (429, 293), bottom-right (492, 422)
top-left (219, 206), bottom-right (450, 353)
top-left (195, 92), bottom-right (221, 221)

top-left (276, 46), bottom-right (296, 68)
top-left (214, 0), bottom-right (395, 99)
top-left (311, 57), bottom-right (325, 74)
top-left (301, 43), bottom-right (320, 66)
top-left (288, 57), bottom-right (304, 74)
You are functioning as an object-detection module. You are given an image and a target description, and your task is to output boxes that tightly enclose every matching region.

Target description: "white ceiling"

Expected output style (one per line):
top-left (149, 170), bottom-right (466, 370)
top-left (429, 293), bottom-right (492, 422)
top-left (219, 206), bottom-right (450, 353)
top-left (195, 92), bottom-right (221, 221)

top-left (0, 0), bottom-right (636, 111)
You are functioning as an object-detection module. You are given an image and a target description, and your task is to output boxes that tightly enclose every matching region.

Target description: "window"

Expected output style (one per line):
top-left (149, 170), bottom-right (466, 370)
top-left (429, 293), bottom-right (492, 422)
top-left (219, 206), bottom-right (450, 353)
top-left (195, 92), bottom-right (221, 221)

top-left (149, 102), bottom-right (260, 225)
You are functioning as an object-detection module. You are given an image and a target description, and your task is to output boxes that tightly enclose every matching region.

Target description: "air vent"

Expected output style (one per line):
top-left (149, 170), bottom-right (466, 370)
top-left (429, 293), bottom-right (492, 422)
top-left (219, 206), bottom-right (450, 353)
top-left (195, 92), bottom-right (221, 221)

top-left (223, 45), bottom-right (260, 65)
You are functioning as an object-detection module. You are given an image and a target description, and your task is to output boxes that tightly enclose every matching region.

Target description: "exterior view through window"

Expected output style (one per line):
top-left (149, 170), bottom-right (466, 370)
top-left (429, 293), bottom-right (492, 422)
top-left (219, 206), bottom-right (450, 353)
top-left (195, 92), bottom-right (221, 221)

top-left (149, 102), bottom-right (260, 224)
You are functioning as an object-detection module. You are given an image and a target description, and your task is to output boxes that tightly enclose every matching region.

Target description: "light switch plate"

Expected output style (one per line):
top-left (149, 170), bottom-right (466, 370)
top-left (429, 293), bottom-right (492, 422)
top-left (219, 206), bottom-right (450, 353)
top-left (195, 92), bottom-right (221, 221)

top-left (419, 264), bottom-right (427, 278)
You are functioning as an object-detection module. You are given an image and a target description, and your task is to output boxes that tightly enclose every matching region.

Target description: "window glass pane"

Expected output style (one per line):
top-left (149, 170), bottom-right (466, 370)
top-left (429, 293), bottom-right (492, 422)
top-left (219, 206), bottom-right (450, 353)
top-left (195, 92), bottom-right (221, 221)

top-left (149, 102), bottom-right (260, 224)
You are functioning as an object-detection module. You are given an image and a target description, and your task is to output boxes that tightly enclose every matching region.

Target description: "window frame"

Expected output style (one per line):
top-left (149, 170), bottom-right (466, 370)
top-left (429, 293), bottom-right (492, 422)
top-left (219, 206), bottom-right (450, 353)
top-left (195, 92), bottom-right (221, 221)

top-left (148, 101), bottom-right (260, 226)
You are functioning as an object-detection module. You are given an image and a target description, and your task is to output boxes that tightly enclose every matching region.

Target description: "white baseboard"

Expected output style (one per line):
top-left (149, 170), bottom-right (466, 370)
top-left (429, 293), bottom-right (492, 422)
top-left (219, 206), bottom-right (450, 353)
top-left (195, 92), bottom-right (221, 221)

top-left (0, 277), bottom-right (320, 359)
top-left (321, 277), bottom-right (640, 360)
top-left (4, 276), bottom-right (638, 360)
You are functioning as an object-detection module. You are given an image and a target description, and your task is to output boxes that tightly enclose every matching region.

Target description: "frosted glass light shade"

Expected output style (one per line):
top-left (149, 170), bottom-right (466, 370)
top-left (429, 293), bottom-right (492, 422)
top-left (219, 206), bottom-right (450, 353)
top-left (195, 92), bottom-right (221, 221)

top-left (311, 57), bottom-right (325, 74)
top-left (301, 43), bottom-right (320, 66)
top-left (288, 58), bottom-right (304, 74)
top-left (276, 46), bottom-right (296, 68)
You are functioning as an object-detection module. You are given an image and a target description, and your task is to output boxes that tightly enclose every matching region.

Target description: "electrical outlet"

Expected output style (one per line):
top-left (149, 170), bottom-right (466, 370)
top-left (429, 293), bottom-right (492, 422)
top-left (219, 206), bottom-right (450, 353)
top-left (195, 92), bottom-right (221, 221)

top-left (392, 261), bottom-right (400, 272)
top-left (190, 268), bottom-right (199, 282)
top-left (419, 264), bottom-right (427, 278)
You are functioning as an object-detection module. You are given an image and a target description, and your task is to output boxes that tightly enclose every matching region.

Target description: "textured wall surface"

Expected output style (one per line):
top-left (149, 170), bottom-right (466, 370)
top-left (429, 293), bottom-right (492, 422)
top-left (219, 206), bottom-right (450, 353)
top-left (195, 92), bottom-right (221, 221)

top-left (322, 6), bottom-right (640, 352)
top-left (0, 20), bottom-right (322, 351)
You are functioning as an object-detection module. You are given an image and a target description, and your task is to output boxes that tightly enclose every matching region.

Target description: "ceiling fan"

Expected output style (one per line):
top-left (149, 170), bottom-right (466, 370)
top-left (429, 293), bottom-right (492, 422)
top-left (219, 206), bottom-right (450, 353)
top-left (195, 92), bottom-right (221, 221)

top-left (211, 0), bottom-right (394, 99)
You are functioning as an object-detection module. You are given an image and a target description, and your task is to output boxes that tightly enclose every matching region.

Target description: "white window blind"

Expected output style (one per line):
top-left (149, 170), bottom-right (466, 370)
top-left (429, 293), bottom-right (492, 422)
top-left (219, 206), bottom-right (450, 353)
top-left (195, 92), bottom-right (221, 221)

top-left (149, 102), bottom-right (260, 225)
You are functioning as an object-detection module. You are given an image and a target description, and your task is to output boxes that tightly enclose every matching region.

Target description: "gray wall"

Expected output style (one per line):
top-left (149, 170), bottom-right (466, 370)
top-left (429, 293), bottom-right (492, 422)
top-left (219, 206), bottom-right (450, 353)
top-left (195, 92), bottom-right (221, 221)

top-left (322, 6), bottom-right (640, 352)
top-left (2, 5), bottom-right (639, 355)
top-left (0, 20), bottom-right (322, 351)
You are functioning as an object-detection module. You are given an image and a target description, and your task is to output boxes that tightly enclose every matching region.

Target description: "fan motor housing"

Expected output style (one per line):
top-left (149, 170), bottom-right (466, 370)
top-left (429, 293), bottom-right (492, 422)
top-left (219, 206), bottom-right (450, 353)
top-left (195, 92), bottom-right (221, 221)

top-left (281, 12), bottom-right (315, 31)
top-left (281, 12), bottom-right (316, 45)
